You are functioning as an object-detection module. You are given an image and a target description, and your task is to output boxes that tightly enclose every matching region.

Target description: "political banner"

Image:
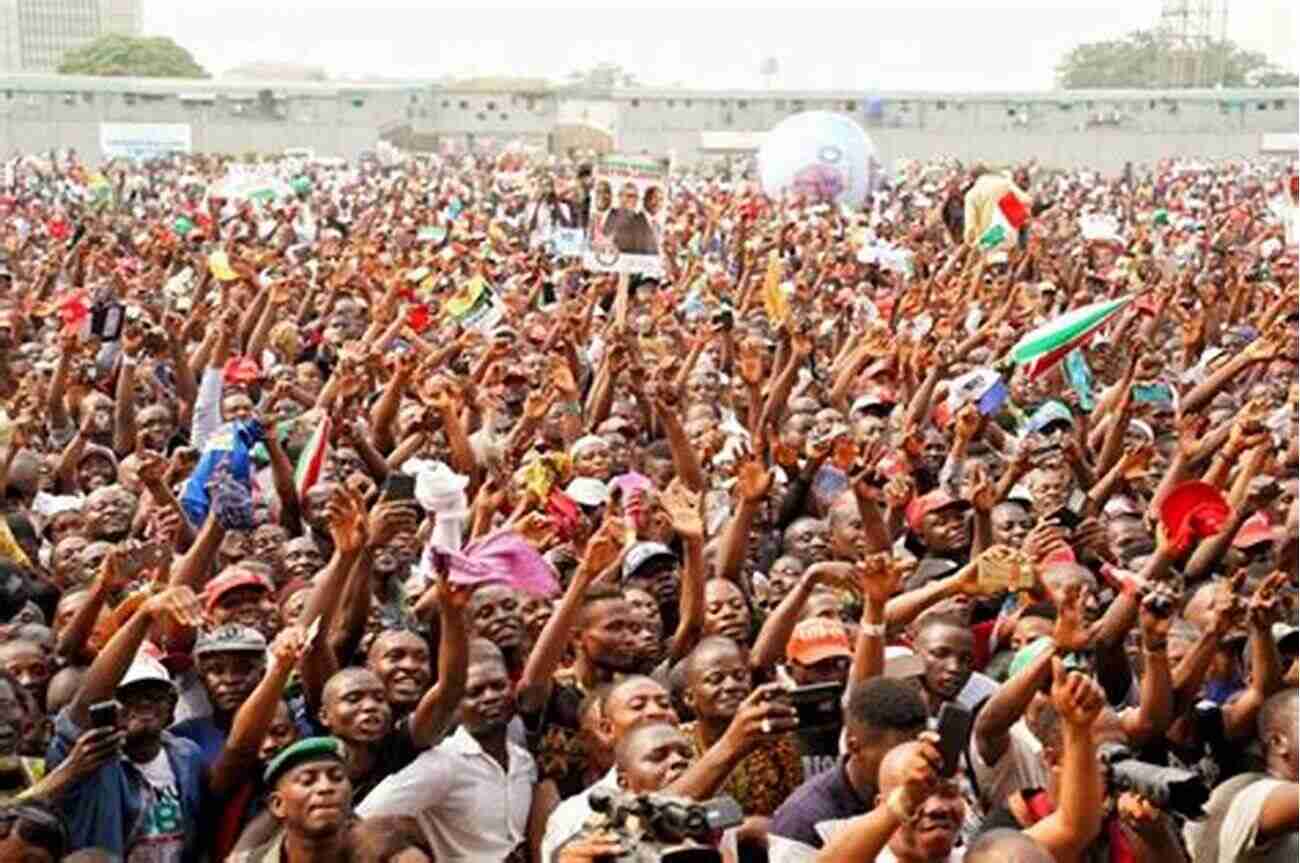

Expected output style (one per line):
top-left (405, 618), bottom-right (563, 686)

top-left (99, 123), bottom-right (192, 160)
top-left (584, 155), bottom-right (668, 277)
top-left (445, 276), bottom-right (503, 333)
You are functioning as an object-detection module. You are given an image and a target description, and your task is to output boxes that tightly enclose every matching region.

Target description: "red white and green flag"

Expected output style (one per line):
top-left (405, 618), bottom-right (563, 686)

top-left (294, 414), bottom-right (332, 499)
top-left (978, 192), bottom-right (1030, 250)
top-left (1007, 295), bottom-right (1134, 379)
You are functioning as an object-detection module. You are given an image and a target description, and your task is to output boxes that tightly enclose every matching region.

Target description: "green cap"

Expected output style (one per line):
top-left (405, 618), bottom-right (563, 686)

top-left (1008, 636), bottom-right (1054, 680)
top-left (263, 736), bottom-right (346, 786)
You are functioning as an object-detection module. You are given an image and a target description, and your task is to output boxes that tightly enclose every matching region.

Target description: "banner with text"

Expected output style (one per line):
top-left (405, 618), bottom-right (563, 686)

top-left (99, 123), bottom-right (193, 160)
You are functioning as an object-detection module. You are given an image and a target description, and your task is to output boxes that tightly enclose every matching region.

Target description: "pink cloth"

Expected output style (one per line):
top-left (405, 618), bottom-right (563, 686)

top-left (430, 530), bottom-right (560, 598)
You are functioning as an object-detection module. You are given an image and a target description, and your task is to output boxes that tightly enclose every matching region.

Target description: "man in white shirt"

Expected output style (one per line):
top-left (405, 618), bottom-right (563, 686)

top-left (357, 640), bottom-right (536, 862)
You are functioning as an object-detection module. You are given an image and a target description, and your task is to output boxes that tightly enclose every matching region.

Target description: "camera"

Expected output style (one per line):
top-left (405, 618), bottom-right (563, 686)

top-left (581, 789), bottom-right (743, 862)
top-left (1097, 742), bottom-right (1209, 818)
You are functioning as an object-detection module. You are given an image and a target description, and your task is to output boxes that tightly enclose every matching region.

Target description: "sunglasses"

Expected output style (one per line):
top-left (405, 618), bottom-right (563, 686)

top-left (0, 806), bottom-right (67, 856)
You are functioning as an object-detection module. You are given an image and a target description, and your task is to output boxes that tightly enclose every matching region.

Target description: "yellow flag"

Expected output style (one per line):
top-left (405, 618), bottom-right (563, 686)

top-left (763, 249), bottom-right (787, 325)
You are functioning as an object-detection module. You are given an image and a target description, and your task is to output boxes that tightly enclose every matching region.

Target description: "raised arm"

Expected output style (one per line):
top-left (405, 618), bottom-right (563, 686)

top-left (1024, 660), bottom-right (1107, 862)
top-left (406, 570), bottom-right (472, 748)
top-left (208, 626), bottom-right (305, 796)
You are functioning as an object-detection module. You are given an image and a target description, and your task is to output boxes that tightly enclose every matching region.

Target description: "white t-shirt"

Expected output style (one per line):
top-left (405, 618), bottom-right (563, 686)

top-left (127, 750), bottom-right (185, 863)
top-left (967, 718), bottom-right (1050, 812)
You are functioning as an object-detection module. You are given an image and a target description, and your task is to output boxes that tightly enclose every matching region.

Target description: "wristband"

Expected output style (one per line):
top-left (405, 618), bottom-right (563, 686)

top-left (860, 622), bottom-right (886, 638)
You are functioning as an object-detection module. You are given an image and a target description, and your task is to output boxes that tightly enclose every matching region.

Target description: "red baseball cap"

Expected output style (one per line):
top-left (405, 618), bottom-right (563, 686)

top-left (223, 356), bottom-right (262, 387)
top-left (787, 618), bottom-right (852, 666)
top-left (906, 490), bottom-right (969, 534)
top-left (1232, 511), bottom-right (1276, 549)
top-left (1160, 481), bottom-right (1232, 554)
top-left (203, 568), bottom-right (274, 612)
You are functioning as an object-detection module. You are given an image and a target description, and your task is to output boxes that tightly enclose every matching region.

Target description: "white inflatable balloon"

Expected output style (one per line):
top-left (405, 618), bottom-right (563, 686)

top-left (758, 112), bottom-right (878, 208)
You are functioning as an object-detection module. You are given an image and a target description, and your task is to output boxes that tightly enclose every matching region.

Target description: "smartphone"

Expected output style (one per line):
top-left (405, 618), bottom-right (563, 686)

top-left (1131, 382), bottom-right (1174, 405)
top-left (785, 682), bottom-right (844, 731)
top-left (379, 472), bottom-right (416, 504)
top-left (88, 700), bottom-right (120, 729)
top-left (935, 702), bottom-right (973, 778)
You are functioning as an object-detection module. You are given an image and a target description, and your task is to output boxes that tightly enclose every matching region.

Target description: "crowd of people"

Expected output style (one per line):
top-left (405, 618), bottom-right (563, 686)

top-left (0, 142), bottom-right (1296, 863)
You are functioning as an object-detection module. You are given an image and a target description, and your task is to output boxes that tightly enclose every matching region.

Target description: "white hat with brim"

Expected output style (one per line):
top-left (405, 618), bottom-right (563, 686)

top-left (117, 654), bottom-right (174, 693)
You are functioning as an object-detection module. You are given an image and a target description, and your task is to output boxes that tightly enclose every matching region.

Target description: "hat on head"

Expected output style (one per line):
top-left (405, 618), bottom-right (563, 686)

top-left (1159, 481), bottom-right (1232, 555)
top-left (622, 542), bottom-right (677, 581)
top-left (906, 490), bottom-right (968, 534)
top-left (851, 388), bottom-right (898, 415)
top-left (194, 623), bottom-right (267, 657)
top-left (223, 356), bottom-right (261, 387)
top-left (1008, 636), bottom-right (1055, 679)
top-left (263, 736), bottom-right (346, 787)
top-left (118, 653), bottom-right (174, 693)
top-left (1026, 400), bottom-right (1073, 434)
top-left (1232, 511), bottom-right (1276, 549)
top-left (202, 568), bottom-right (274, 612)
top-left (787, 618), bottom-right (851, 665)
top-left (569, 435), bottom-right (607, 458)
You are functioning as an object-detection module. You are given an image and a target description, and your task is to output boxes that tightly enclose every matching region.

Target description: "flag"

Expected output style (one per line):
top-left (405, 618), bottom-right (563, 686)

top-left (294, 414), bottom-right (332, 500)
top-left (762, 249), bottom-right (788, 325)
top-left (1007, 296), bottom-right (1133, 379)
top-left (978, 192), bottom-right (1029, 251)
top-left (180, 419), bottom-right (264, 526)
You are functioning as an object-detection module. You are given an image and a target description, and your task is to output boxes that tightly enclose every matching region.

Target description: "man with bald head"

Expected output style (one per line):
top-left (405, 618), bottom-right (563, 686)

top-left (963, 829), bottom-right (1054, 863)
top-left (541, 674), bottom-right (679, 862)
top-left (812, 734), bottom-right (964, 862)
top-left (1190, 688), bottom-right (1299, 863)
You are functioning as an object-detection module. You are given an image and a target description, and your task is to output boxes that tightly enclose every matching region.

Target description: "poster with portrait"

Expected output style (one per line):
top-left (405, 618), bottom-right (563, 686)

top-left (584, 155), bottom-right (668, 277)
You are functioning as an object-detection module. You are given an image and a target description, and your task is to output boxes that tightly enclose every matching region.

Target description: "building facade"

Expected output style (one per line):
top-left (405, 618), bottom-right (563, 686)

top-left (0, 73), bottom-right (1294, 172)
top-left (0, 0), bottom-right (141, 73)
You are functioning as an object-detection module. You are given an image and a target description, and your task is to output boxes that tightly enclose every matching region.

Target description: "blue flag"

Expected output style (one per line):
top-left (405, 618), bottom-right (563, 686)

top-left (180, 419), bottom-right (264, 526)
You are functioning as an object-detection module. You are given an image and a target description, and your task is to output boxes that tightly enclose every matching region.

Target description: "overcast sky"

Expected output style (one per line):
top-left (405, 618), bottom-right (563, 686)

top-left (145, 1), bottom-right (1297, 90)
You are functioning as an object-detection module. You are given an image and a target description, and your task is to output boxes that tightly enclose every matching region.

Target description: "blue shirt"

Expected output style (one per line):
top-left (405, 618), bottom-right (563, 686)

top-left (171, 716), bottom-right (227, 768)
top-left (46, 707), bottom-right (206, 862)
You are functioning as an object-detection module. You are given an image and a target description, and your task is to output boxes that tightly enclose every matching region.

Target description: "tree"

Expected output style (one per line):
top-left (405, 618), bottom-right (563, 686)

top-left (58, 35), bottom-right (209, 78)
top-left (1055, 29), bottom-right (1289, 89)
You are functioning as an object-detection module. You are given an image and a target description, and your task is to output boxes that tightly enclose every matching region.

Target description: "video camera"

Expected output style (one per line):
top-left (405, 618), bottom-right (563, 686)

top-left (582, 788), bottom-right (743, 863)
top-left (1097, 742), bottom-right (1210, 818)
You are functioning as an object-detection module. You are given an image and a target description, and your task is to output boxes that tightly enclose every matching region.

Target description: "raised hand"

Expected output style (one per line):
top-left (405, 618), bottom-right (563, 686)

top-left (1050, 656), bottom-right (1105, 728)
top-left (856, 551), bottom-right (904, 605)
top-left (724, 684), bottom-right (799, 755)
top-left (1138, 579), bottom-right (1180, 644)
top-left (577, 516), bottom-right (623, 583)
top-left (367, 500), bottom-right (419, 548)
top-left (897, 730), bottom-right (945, 814)
top-left (661, 478), bottom-right (703, 540)
top-left (1248, 570), bottom-right (1289, 628)
top-left (142, 585), bottom-right (205, 628)
top-left (1052, 582), bottom-right (1092, 652)
top-left (736, 339), bottom-right (765, 387)
top-left (325, 485), bottom-right (368, 555)
top-left (735, 458), bottom-right (774, 504)
top-left (268, 625), bottom-right (309, 672)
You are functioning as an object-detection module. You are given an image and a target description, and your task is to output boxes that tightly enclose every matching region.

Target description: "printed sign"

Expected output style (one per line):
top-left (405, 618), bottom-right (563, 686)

top-left (445, 276), bottom-right (503, 333)
top-left (99, 123), bottom-right (192, 160)
top-left (584, 154), bottom-right (668, 276)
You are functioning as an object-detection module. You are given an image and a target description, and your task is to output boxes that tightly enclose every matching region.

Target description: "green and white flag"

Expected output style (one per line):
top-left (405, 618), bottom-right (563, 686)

top-left (1006, 295), bottom-right (1134, 379)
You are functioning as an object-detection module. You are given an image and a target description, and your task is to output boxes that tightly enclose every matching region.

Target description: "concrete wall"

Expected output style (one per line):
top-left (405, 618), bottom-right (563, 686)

top-left (0, 76), bottom-right (1294, 171)
top-left (0, 77), bottom-right (412, 158)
